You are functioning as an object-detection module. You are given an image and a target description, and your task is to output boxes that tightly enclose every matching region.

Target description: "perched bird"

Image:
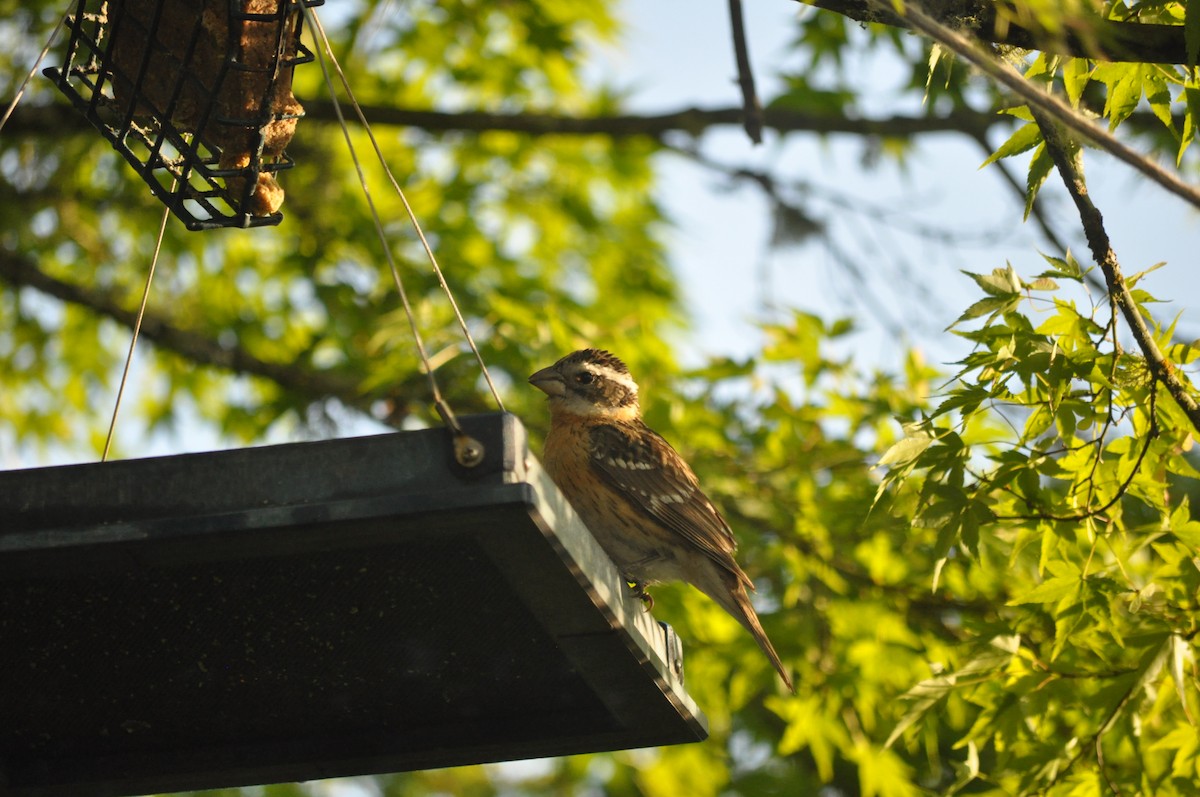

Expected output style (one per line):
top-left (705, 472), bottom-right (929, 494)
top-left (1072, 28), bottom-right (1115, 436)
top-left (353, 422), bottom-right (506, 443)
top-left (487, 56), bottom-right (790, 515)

top-left (529, 349), bottom-right (794, 692)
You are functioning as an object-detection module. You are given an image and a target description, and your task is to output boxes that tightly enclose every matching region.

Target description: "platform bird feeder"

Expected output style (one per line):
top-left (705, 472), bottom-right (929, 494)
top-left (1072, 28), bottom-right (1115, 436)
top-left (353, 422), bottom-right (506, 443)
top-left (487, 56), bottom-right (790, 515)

top-left (0, 413), bottom-right (707, 797)
top-left (43, 0), bottom-right (322, 230)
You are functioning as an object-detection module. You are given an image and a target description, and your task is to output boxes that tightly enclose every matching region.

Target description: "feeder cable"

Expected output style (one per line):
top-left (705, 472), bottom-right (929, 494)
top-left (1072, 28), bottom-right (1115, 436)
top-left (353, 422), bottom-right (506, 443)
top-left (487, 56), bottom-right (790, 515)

top-left (303, 6), bottom-right (485, 466)
top-left (304, 7), bottom-right (505, 414)
top-left (102, 199), bottom-right (170, 462)
top-left (0, 14), bottom-right (66, 134)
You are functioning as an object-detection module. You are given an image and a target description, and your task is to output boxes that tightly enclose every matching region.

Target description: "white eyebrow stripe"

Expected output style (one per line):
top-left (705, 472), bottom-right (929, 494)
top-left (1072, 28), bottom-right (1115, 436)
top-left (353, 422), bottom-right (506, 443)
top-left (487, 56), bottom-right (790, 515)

top-left (589, 364), bottom-right (638, 395)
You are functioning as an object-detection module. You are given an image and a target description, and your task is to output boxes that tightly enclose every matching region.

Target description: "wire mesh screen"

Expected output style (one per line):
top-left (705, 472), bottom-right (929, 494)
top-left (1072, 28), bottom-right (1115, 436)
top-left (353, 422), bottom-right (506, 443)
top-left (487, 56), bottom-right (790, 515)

top-left (44, 0), bottom-right (323, 231)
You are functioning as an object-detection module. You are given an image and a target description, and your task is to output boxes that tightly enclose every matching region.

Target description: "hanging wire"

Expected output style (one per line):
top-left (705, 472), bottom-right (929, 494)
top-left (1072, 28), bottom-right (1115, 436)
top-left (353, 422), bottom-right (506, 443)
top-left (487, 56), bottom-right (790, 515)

top-left (303, 7), bottom-right (506, 414)
top-left (0, 13), bottom-right (66, 134)
top-left (0, 7), bottom-right (163, 462)
top-left (102, 199), bottom-right (171, 462)
top-left (301, 5), bottom-right (489, 466)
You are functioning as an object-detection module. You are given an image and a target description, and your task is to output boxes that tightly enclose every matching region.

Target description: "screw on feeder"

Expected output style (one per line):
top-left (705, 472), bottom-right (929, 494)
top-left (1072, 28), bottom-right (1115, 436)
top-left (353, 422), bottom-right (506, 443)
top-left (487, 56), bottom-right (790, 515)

top-left (435, 400), bottom-right (485, 468)
top-left (453, 434), bottom-right (486, 468)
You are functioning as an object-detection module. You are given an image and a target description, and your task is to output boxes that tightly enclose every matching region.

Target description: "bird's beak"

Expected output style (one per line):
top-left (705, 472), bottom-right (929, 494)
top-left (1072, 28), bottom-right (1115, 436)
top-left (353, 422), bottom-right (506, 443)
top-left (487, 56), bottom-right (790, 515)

top-left (528, 366), bottom-right (566, 397)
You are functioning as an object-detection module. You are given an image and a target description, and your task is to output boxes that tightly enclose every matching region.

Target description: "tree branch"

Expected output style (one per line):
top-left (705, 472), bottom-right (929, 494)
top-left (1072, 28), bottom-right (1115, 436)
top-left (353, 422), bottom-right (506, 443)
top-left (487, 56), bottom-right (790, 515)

top-left (3, 100), bottom-right (1003, 141)
top-left (1031, 110), bottom-right (1200, 434)
top-left (0, 249), bottom-right (368, 406)
top-left (860, 0), bottom-right (1200, 212)
top-left (727, 0), bottom-right (764, 144)
top-left (800, 0), bottom-right (1190, 64)
top-left (5, 97), bottom-right (1181, 154)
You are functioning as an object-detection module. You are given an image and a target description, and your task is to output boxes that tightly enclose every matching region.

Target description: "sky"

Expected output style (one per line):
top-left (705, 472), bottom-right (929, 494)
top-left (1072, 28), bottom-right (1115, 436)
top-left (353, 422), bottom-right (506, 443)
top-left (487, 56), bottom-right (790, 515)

top-left (609, 0), bottom-right (1200, 370)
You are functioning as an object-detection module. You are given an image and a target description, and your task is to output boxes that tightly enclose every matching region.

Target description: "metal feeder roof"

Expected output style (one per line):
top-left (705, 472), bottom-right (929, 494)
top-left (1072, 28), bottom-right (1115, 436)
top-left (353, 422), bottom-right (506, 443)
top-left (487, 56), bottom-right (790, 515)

top-left (0, 413), bottom-right (707, 797)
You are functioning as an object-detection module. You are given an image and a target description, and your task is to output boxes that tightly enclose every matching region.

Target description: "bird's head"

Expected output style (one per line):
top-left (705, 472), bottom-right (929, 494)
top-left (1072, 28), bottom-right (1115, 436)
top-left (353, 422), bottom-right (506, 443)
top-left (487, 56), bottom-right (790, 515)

top-left (529, 349), bottom-right (640, 420)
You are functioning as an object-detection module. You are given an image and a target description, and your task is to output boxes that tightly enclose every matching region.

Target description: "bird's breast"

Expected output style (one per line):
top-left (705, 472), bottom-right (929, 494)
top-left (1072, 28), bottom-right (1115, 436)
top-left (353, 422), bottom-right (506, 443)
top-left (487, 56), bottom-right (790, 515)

top-left (541, 421), bottom-right (682, 579)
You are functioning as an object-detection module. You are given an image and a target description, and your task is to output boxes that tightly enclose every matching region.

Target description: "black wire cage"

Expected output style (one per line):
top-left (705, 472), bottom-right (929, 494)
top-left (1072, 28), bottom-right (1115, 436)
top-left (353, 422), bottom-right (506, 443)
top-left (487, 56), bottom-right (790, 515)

top-left (44, 0), bottom-right (323, 231)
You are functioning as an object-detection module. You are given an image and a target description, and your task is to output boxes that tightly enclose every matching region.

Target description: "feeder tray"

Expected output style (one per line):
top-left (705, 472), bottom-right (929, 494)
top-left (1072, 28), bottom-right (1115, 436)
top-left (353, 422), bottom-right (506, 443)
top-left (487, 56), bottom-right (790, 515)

top-left (0, 413), bottom-right (708, 797)
top-left (43, 0), bottom-right (322, 231)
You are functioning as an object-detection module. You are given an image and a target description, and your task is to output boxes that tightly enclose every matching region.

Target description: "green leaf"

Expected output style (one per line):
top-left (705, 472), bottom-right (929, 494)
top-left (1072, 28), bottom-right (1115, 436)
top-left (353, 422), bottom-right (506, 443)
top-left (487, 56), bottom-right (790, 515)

top-left (943, 742), bottom-right (980, 796)
top-left (884, 636), bottom-right (1019, 749)
top-left (965, 264), bottom-right (1023, 297)
top-left (1180, 85), bottom-right (1200, 165)
top-left (877, 423), bottom-right (937, 468)
top-left (1173, 514), bottom-right (1200, 549)
top-left (1170, 634), bottom-right (1196, 726)
top-left (1113, 635), bottom-right (1173, 722)
top-left (772, 695), bottom-right (849, 781)
top-left (1096, 63), bottom-right (1143, 129)
top-left (1127, 260), bottom-right (1167, 289)
top-left (1009, 575), bottom-right (1080, 606)
top-left (1022, 404), bottom-right (1053, 440)
top-left (1025, 143), bottom-right (1054, 220)
top-left (1145, 68), bottom-right (1174, 131)
top-left (924, 43), bottom-right (951, 104)
top-left (1038, 250), bottom-right (1084, 280)
top-left (951, 296), bottom-right (1017, 325)
top-left (1149, 725), bottom-right (1200, 779)
top-left (1063, 58), bottom-right (1091, 107)
top-left (981, 122), bottom-right (1042, 168)
top-left (855, 743), bottom-right (919, 797)
top-left (1024, 276), bottom-right (1058, 291)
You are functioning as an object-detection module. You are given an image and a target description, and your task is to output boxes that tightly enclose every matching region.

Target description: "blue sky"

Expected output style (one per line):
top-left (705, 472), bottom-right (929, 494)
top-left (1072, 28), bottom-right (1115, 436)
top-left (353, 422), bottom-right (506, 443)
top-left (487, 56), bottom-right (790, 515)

top-left (610, 0), bottom-right (1200, 368)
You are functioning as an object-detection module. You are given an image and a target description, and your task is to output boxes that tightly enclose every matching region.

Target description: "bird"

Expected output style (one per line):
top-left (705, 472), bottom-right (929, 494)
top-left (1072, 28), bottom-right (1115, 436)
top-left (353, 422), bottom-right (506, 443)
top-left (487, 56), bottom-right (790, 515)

top-left (529, 348), bottom-right (794, 693)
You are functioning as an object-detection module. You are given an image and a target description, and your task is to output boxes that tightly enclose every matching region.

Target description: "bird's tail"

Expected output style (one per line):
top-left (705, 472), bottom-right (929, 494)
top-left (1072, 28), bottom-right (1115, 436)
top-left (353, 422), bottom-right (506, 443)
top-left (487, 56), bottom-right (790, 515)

top-left (702, 575), bottom-right (795, 694)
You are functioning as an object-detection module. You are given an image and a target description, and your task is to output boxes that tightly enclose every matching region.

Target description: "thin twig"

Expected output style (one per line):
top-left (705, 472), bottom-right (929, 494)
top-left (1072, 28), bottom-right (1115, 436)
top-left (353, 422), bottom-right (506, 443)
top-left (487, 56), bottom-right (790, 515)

top-left (1032, 108), bottom-right (1200, 434)
top-left (991, 387), bottom-right (1159, 521)
top-left (726, 0), bottom-right (763, 144)
top-left (1052, 652), bottom-right (1146, 793)
top-left (666, 143), bottom-right (1016, 248)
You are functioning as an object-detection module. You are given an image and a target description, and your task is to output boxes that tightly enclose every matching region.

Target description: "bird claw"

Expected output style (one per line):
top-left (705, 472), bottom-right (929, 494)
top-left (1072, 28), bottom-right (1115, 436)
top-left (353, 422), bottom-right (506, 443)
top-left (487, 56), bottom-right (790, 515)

top-left (626, 579), bottom-right (654, 612)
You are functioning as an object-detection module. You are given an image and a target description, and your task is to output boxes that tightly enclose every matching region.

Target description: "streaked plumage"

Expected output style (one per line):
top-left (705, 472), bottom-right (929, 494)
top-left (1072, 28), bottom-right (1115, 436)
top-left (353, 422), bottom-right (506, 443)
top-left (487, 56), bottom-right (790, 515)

top-left (529, 348), bottom-right (794, 692)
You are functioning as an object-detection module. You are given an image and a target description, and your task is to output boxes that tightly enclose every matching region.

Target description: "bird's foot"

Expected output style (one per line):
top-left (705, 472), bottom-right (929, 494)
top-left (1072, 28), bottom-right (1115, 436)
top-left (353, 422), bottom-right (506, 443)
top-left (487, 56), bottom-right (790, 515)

top-left (626, 579), bottom-right (654, 612)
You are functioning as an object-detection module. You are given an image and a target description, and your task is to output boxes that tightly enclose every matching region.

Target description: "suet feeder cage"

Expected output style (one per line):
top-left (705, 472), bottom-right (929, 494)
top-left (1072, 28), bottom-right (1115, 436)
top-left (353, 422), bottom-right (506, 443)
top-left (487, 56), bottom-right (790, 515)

top-left (43, 0), bottom-right (322, 230)
top-left (0, 413), bottom-right (708, 797)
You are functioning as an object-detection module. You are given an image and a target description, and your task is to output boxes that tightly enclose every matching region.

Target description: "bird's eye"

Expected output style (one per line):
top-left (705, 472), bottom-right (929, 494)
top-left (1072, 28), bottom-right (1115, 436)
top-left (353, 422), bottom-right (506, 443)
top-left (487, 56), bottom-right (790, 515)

top-left (575, 372), bottom-right (594, 385)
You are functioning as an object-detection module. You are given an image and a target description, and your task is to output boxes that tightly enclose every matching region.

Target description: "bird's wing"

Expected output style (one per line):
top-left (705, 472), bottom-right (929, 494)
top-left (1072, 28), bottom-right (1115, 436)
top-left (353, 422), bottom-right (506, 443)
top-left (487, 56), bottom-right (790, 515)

top-left (587, 421), bottom-right (749, 585)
